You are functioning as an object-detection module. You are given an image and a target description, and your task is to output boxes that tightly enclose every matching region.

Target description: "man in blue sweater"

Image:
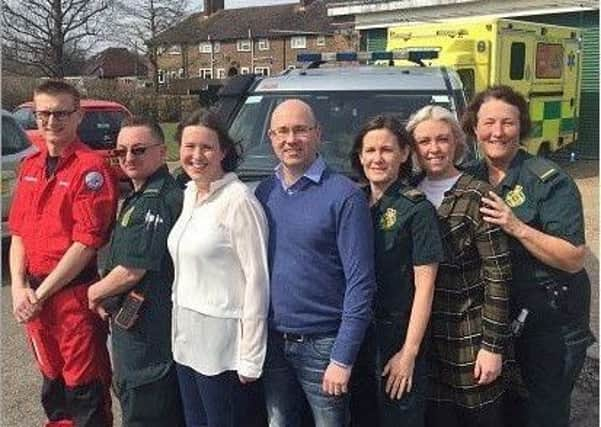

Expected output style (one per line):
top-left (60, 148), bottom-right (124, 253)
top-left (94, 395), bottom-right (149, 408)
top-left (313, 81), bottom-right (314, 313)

top-left (255, 99), bottom-right (376, 426)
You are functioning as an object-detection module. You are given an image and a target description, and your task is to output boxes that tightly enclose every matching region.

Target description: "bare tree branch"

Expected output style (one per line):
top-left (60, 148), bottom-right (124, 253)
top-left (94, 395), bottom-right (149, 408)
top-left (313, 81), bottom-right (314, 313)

top-left (2, 0), bottom-right (113, 77)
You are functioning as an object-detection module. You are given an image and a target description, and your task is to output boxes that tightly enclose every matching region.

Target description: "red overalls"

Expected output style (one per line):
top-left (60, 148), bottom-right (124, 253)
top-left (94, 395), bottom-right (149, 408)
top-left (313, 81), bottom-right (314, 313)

top-left (9, 138), bottom-right (118, 427)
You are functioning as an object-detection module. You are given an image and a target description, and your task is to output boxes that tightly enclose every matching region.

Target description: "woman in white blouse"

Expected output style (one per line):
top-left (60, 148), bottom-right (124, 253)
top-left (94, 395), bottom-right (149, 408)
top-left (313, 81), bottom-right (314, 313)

top-left (167, 109), bottom-right (270, 427)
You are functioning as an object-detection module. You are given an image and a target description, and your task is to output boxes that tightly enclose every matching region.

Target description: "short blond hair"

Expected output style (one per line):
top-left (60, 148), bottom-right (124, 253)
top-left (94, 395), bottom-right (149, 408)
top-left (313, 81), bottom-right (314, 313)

top-left (406, 106), bottom-right (468, 169)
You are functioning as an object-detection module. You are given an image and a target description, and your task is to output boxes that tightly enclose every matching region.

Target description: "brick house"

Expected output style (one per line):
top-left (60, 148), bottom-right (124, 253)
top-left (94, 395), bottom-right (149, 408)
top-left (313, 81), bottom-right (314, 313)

top-left (85, 47), bottom-right (149, 79)
top-left (151, 0), bottom-right (357, 87)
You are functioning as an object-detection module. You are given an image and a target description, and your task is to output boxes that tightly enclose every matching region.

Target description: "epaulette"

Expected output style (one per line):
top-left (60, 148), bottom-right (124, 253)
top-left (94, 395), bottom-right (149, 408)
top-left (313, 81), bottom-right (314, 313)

top-left (526, 157), bottom-right (559, 182)
top-left (400, 187), bottom-right (426, 202)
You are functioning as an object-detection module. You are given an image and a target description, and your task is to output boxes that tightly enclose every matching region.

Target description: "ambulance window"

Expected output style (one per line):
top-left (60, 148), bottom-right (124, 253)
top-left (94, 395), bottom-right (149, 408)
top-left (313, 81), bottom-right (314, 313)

top-left (536, 43), bottom-right (563, 79)
top-left (510, 42), bottom-right (526, 80)
top-left (457, 69), bottom-right (475, 101)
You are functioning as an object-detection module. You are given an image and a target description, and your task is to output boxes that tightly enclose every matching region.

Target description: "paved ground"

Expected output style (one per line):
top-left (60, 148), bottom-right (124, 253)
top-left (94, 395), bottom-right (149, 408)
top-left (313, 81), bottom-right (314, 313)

top-left (1, 159), bottom-right (598, 426)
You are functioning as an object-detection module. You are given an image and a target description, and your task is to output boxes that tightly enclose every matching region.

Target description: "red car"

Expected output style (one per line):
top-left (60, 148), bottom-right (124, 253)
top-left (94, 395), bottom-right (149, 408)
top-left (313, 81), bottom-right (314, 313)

top-left (13, 99), bottom-right (132, 180)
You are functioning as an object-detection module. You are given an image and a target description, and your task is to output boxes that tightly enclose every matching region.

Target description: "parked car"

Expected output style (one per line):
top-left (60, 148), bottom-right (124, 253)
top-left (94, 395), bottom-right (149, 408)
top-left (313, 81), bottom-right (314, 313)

top-left (2, 109), bottom-right (37, 239)
top-left (13, 99), bottom-right (132, 180)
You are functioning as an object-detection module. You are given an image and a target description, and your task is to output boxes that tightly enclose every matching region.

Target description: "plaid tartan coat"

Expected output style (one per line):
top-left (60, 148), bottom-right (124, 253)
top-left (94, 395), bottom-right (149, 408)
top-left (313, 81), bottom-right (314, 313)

top-left (426, 173), bottom-right (512, 409)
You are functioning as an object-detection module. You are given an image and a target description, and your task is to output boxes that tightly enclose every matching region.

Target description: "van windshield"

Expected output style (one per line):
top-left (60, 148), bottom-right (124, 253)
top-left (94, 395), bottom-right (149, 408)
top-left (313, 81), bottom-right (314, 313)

top-left (229, 91), bottom-right (456, 179)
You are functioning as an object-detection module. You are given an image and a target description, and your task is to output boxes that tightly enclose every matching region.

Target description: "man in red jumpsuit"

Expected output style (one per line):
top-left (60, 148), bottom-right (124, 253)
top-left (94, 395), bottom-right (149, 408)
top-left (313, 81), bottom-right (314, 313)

top-left (9, 80), bottom-right (118, 427)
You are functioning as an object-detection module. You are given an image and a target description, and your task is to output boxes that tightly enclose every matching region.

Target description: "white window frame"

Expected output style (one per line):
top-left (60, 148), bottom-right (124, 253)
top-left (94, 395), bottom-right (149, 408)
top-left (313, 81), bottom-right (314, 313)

top-left (214, 41), bottom-right (221, 53)
top-left (290, 36), bottom-right (306, 49)
top-left (237, 39), bottom-right (251, 52)
top-left (199, 42), bottom-right (212, 53)
top-left (178, 68), bottom-right (185, 78)
top-left (316, 35), bottom-right (326, 47)
top-left (254, 66), bottom-right (270, 76)
top-left (240, 66), bottom-right (250, 75)
top-left (198, 68), bottom-right (213, 79)
top-left (158, 69), bottom-right (165, 84)
top-left (257, 38), bottom-right (270, 51)
top-left (216, 68), bottom-right (226, 79)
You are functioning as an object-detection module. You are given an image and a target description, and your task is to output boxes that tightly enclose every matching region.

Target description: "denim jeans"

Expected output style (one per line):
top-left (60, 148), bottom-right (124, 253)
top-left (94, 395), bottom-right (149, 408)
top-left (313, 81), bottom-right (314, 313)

top-left (263, 330), bottom-right (349, 427)
top-left (507, 325), bottom-right (595, 427)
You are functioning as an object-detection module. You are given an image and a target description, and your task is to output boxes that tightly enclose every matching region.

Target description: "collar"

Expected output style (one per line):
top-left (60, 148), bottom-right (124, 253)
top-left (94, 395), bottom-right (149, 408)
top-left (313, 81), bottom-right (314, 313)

top-left (369, 179), bottom-right (406, 214)
top-left (134, 165), bottom-right (171, 196)
top-left (497, 149), bottom-right (529, 191)
top-left (186, 172), bottom-right (238, 199)
top-left (33, 138), bottom-right (89, 168)
top-left (274, 155), bottom-right (325, 188)
top-left (436, 173), bottom-right (470, 219)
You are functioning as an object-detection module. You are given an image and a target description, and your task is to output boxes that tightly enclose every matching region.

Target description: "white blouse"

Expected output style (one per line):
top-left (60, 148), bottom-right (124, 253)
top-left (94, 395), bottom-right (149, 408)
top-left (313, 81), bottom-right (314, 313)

top-left (167, 172), bottom-right (270, 378)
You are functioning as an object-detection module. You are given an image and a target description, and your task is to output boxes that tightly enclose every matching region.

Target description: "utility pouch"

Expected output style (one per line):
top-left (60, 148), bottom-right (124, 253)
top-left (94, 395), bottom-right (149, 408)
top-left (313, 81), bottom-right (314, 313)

top-left (113, 290), bottom-right (145, 330)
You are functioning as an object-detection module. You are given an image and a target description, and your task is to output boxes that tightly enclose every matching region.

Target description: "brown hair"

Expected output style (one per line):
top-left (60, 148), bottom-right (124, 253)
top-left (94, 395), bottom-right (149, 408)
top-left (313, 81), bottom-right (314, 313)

top-left (176, 109), bottom-right (241, 172)
top-left (120, 115), bottom-right (165, 144)
top-left (33, 80), bottom-right (81, 107)
top-left (462, 85), bottom-right (531, 140)
top-left (350, 114), bottom-right (413, 182)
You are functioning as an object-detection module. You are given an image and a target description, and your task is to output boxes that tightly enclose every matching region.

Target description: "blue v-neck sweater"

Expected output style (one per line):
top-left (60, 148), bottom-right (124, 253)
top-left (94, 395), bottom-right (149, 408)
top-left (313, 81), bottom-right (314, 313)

top-left (255, 168), bottom-right (375, 365)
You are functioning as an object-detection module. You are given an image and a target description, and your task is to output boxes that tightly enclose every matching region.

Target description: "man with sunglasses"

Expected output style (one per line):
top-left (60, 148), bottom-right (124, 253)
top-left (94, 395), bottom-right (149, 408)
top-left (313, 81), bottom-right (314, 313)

top-left (87, 116), bottom-right (185, 427)
top-left (8, 80), bottom-right (118, 427)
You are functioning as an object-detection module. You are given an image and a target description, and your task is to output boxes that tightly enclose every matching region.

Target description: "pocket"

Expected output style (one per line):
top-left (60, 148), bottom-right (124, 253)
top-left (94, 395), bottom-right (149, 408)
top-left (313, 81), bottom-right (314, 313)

top-left (561, 327), bottom-right (595, 380)
top-left (310, 335), bottom-right (336, 359)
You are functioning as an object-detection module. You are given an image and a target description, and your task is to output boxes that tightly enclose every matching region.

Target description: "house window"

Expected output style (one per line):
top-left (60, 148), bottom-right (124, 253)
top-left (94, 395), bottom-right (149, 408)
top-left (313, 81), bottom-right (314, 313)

top-left (199, 42), bottom-right (212, 53)
top-left (240, 67), bottom-right (250, 75)
top-left (167, 45), bottom-right (181, 55)
top-left (216, 68), bottom-right (226, 79)
top-left (178, 68), bottom-right (185, 78)
top-left (169, 70), bottom-right (177, 79)
top-left (290, 36), bottom-right (306, 49)
top-left (237, 39), bottom-right (251, 52)
top-left (199, 68), bottom-right (213, 79)
top-left (158, 69), bottom-right (165, 84)
top-left (258, 38), bottom-right (270, 51)
top-left (157, 46), bottom-right (165, 55)
top-left (254, 66), bottom-right (270, 76)
top-left (316, 35), bottom-right (326, 46)
top-left (214, 41), bottom-right (221, 53)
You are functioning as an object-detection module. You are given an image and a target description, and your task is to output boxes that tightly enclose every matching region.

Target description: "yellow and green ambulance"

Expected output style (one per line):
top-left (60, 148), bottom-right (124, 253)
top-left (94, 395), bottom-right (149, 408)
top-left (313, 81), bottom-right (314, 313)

top-left (388, 18), bottom-right (582, 156)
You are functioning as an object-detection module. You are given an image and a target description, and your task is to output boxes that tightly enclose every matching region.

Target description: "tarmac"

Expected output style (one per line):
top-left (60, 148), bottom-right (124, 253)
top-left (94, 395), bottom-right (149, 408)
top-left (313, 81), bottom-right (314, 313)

top-left (1, 159), bottom-right (598, 426)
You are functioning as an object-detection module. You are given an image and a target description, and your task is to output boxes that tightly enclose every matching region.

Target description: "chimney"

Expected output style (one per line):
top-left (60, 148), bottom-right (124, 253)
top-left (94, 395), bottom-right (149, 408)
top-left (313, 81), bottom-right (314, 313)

top-left (203, 0), bottom-right (224, 17)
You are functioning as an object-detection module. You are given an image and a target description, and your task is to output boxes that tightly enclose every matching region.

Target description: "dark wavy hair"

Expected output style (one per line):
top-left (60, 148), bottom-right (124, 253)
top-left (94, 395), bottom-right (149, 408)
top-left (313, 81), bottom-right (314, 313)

top-left (462, 85), bottom-right (531, 140)
top-left (350, 114), bottom-right (413, 183)
top-left (175, 109), bottom-right (242, 172)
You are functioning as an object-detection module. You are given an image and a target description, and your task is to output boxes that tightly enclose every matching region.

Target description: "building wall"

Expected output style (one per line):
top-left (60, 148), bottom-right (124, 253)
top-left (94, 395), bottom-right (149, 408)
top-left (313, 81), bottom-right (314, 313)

top-left (156, 33), bottom-right (355, 81)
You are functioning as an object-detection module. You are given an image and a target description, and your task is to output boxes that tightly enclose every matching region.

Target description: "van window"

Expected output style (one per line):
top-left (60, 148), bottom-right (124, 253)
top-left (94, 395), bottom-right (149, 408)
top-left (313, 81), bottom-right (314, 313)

top-left (230, 91), bottom-right (455, 177)
top-left (536, 43), bottom-right (563, 79)
top-left (510, 42), bottom-right (526, 80)
top-left (457, 69), bottom-right (475, 101)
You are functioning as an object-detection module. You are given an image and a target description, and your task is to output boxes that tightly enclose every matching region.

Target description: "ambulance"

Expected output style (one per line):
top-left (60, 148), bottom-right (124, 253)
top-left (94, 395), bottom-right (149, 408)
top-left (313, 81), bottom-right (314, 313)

top-left (387, 18), bottom-right (582, 156)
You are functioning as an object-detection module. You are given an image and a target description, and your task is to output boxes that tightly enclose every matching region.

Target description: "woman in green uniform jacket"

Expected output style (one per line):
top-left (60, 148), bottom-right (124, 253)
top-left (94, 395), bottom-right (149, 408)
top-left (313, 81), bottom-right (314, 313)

top-left (349, 114), bottom-right (443, 427)
top-left (462, 85), bottom-right (595, 427)
top-left (406, 105), bottom-right (512, 427)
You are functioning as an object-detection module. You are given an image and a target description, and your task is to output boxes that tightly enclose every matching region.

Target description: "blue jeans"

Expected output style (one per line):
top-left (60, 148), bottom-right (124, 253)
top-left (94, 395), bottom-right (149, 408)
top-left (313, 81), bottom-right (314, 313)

top-left (263, 330), bottom-right (349, 427)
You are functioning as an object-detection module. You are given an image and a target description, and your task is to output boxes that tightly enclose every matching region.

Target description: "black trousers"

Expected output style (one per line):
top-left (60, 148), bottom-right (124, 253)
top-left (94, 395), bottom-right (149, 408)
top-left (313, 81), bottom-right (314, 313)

top-left (505, 325), bottom-right (594, 427)
top-left (425, 397), bottom-right (505, 427)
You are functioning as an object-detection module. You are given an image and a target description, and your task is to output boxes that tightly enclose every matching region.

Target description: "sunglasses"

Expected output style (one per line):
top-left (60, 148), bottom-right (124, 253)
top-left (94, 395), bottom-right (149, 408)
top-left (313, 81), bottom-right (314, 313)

top-left (113, 143), bottom-right (163, 159)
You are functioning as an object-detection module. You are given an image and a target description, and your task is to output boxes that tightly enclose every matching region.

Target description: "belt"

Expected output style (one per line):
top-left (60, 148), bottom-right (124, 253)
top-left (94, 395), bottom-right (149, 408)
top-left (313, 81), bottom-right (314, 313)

top-left (26, 266), bottom-right (99, 290)
top-left (281, 332), bottom-right (306, 343)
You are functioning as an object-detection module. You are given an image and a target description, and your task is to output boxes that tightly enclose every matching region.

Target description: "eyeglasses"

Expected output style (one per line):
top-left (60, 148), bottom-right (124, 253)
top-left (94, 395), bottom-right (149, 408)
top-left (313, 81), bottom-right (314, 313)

top-left (113, 143), bottom-right (163, 159)
top-left (33, 110), bottom-right (77, 122)
top-left (268, 125), bottom-right (316, 139)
